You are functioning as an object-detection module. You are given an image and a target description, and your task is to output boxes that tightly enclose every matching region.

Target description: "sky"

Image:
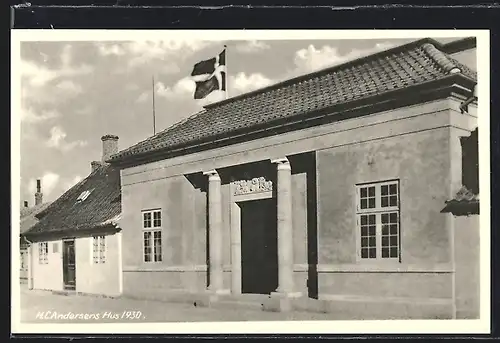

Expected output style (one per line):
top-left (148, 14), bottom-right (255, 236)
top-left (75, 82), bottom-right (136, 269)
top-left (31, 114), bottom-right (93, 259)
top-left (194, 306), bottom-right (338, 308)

top-left (18, 36), bottom-right (477, 205)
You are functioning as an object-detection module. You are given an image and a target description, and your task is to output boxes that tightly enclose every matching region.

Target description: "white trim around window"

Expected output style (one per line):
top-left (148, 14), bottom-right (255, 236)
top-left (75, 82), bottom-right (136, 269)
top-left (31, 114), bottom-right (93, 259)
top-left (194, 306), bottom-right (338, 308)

top-left (142, 209), bottom-right (163, 263)
top-left (38, 242), bottom-right (48, 264)
top-left (355, 180), bottom-right (401, 263)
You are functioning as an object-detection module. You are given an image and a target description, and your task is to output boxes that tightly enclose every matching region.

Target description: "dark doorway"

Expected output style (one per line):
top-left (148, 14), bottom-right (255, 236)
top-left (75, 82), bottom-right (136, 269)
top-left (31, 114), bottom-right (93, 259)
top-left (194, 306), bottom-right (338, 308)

top-left (62, 240), bottom-right (76, 290)
top-left (240, 198), bottom-right (278, 294)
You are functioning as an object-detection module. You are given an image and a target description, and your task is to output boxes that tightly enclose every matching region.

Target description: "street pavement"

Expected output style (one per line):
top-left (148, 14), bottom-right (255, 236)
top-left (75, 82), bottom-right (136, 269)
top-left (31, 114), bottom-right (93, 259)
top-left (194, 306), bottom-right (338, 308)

top-left (20, 286), bottom-right (336, 323)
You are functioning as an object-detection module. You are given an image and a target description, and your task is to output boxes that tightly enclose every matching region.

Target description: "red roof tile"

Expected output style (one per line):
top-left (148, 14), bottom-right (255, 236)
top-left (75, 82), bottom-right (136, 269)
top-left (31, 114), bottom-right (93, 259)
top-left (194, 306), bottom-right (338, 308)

top-left (23, 164), bottom-right (121, 237)
top-left (110, 38), bottom-right (477, 164)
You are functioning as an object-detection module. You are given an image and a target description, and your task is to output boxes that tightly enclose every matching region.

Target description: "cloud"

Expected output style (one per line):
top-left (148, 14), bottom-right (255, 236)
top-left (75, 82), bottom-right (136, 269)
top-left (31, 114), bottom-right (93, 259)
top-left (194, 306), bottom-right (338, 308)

top-left (136, 92), bottom-right (150, 103)
top-left (55, 80), bottom-right (83, 96)
top-left (96, 43), bottom-right (126, 56)
top-left (63, 175), bottom-right (83, 191)
top-left (234, 40), bottom-right (270, 53)
top-left (21, 107), bottom-right (60, 124)
top-left (156, 77), bottom-right (195, 100)
top-left (28, 172), bottom-right (60, 198)
top-left (231, 72), bottom-right (274, 94)
top-left (46, 126), bottom-right (88, 152)
top-left (96, 40), bottom-right (214, 70)
top-left (292, 42), bottom-right (396, 75)
top-left (21, 44), bottom-right (92, 107)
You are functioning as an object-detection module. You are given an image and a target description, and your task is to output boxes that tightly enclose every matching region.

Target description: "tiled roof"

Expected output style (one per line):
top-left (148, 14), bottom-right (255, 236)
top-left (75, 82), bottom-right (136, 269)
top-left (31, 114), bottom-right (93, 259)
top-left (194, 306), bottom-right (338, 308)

top-left (109, 38), bottom-right (477, 164)
top-left (442, 186), bottom-right (479, 216)
top-left (23, 164), bottom-right (121, 237)
top-left (20, 202), bottom-right (52, 234)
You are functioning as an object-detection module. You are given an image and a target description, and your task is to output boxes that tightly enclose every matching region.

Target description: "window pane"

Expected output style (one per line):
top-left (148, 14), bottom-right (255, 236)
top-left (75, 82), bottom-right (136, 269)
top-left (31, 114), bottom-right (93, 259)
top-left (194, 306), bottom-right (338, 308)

top-left (361, 226), bottom-right (368, 236)
top-left (390, 212), bottom-right (398, 222)
top-left (389, 196), bottom-right (398, 206)
top-left (361, 248), bottom-right (368, 258)
top-left (382, 247), bottom-right (389, 258)
top-left (368, 198), bottom-right (375, 208)
top-left (382, 236), bottom-right (388, 246)
top-left (390, 224), bottom-right (398, 234)
top-left (390, 247), bottom-right (398, 258)
top-left (390, 236), bottom-right (398, 246)
top-left (369, 248), bottom-right (376, 258)
top-left (368, 225), bottom-right (376, 236)
top-left (381, 196), bottom-right (388, 207)
top-left (361, 215), bottom-right (367, 225)
top-left (360, 187), bottom-right (367, 197)
top-left (369, 237), bottom-right (376, 247)
top-left (368, 187), bottom-right (375, 197)
top-left (389, 184), bottom-right (397, 194)
top-left (361, 199), bottom-right (367, 209)
top-left (368, 214), bottom-right (376, 225)
top-left (381, 213), bottom-right (389, 223)
top-left (382, 224), bottom-right (389, 235)
top-left (381, 185), bottom-right (388, 196)
top-left (361, 237), bottom-right (368, 247)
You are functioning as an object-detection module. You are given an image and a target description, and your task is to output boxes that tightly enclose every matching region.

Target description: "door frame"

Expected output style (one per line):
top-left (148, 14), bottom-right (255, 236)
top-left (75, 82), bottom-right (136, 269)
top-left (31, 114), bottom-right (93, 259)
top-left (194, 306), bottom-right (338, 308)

top-left (230, 185), bottom-right (275, 295)
top-left (62, 238), bottom-right (76, 290)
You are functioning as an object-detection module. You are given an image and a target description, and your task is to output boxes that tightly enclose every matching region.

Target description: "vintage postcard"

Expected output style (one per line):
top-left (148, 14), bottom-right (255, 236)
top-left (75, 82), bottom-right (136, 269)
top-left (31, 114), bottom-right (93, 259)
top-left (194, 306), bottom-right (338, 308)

top-left (11, 29), bottom-right (490, 334)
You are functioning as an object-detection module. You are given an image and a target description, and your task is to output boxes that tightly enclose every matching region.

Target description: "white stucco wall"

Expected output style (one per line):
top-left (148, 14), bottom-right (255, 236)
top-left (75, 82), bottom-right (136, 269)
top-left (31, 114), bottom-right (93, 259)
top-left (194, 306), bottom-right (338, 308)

top-left (75, 232), bottom-right (122, 296)
top-left (32, 240), bottom-right (63, 291)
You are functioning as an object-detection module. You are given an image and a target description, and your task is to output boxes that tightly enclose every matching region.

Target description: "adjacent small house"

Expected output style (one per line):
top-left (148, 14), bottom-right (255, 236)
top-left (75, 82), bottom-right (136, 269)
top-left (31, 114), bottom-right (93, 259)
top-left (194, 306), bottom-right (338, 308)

top-left (19, 182), bottom-right (52, 284)
top-left (22, 135), bottom-right (123, 297)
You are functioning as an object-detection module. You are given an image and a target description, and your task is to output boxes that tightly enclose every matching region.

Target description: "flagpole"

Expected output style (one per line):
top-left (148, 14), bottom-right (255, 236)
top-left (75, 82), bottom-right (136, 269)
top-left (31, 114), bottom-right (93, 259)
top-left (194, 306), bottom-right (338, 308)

top-left (224, 44), bottom-right (228, 100)
top-left (152, 75), bottom-right (156, 135)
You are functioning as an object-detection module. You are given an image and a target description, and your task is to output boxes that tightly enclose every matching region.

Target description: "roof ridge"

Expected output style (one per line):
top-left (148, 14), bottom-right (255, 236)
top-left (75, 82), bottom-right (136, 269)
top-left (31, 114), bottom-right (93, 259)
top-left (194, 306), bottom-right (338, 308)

top-left (421, 42), bottom-right (461, 74)
top-left (109, 109), bottom-right (207, 160)
top-left (204, 38), bottom-right (443, 110)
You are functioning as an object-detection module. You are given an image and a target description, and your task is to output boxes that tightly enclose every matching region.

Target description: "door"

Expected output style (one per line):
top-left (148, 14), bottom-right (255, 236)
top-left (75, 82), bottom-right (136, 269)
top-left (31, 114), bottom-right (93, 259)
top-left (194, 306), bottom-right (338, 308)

top-left (62, 240), bottom-right (76, 290)
top-left (240, 198), bottom-right (278, 294)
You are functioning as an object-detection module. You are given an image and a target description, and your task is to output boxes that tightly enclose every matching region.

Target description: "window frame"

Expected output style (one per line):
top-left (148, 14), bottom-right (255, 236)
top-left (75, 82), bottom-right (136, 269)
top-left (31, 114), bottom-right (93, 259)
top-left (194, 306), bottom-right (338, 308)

top-left (142, 209), bottom-right (163, 263)
top-left (38, 242), bottom-right (49, 264)
top-left (355, 180), bottom-right (401, 263)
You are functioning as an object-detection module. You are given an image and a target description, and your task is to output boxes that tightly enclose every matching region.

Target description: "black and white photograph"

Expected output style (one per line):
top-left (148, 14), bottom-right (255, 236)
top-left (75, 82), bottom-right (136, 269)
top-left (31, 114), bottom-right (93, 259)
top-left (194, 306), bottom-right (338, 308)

top-left (11, 29), bottom-right (490, 334)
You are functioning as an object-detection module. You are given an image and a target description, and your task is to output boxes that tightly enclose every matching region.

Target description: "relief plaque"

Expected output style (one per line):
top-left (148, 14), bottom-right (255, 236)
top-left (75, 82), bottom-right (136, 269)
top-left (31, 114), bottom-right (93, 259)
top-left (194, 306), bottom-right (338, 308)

top-left (233, 177), bottom-right (273, 196)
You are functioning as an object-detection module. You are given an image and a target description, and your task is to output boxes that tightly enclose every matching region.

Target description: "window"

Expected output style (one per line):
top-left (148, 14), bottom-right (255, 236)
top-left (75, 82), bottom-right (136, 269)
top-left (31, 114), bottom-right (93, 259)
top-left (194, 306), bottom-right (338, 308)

top-left (356, 180), bottom-right (400, 261)
top-left (142, 209), bottom-right (162, 263)
top-left (92, 235), bottom-right (106, 264)
top-left (53, 242), bottom-right (59, 253)
top-left (38, 242), bottom-right (48, 264)
top-left (76, 189), bottom-right (94, 203)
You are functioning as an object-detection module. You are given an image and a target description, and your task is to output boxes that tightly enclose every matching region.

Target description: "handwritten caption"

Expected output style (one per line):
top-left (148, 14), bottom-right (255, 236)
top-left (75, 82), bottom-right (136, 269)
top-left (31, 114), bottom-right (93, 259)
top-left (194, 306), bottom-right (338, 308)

top-left (35, 310), bottom-right (145, 321)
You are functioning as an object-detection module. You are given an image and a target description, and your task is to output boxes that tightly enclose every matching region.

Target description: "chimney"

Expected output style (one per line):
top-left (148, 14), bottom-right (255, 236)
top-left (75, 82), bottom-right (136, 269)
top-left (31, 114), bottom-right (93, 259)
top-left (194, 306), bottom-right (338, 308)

top-left (101, 134), bottom-right (119, 163)
top-left (23, 201), bottom-right (28, 208)
top-left (35, 179), bottom-right (43, 206)
top-left (91, 161), bottom-right (101, 173)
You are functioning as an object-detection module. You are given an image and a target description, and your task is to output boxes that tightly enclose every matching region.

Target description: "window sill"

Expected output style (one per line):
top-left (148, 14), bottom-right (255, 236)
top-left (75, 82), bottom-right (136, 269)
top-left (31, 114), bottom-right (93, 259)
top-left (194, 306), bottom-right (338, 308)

top-left (293, 263), bottom-right (454, 273)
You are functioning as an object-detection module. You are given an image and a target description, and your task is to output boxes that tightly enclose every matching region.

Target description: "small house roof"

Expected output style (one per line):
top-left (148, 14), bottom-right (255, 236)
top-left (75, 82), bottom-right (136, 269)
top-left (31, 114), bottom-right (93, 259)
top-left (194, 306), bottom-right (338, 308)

top-left (23, 163), bottom-right (121, 238)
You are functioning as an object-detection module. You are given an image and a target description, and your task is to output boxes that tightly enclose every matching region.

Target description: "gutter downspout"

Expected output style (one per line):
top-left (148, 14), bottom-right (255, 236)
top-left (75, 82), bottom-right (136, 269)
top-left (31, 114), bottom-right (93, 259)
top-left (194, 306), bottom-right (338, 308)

top-left (22, 236), bottom-right (34, 290)
top-left (460, 83), bottom-right (478, 114)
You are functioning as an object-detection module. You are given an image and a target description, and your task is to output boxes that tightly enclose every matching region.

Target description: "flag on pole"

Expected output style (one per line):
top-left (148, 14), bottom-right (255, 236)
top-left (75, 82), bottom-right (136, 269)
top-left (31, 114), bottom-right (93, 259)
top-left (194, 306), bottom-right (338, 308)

top-left (191, 49), bottom-right (226, 100)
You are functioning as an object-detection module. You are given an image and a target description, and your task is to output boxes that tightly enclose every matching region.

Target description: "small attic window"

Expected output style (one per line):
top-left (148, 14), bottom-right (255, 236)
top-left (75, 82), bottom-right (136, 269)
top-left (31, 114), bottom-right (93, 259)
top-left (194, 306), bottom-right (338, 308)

top-left (76, 189), bottom-right (94, 203)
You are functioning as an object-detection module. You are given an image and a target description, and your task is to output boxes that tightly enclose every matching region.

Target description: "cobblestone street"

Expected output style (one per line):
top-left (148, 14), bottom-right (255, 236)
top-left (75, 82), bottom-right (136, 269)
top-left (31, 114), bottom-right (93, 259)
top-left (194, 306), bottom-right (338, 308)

top-left (20, 286), bottom-right (335, 323)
